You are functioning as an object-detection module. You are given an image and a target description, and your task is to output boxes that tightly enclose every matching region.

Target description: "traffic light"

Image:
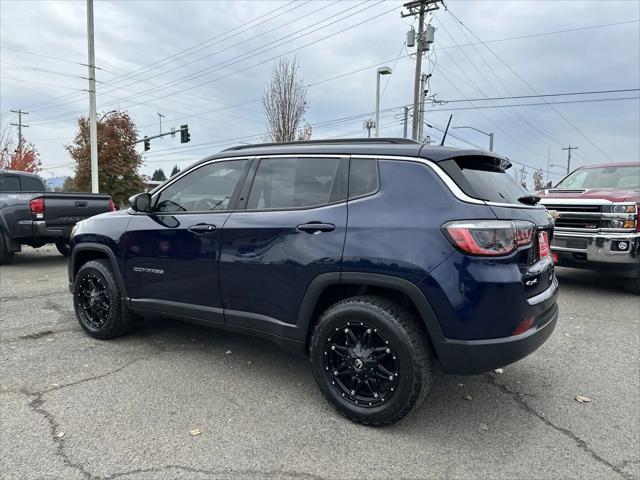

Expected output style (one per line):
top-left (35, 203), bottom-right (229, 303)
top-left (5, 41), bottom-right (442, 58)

top-left (180, 124), bottom-right (190, 144)
top-left (143, 136), bottom-right (150, 151)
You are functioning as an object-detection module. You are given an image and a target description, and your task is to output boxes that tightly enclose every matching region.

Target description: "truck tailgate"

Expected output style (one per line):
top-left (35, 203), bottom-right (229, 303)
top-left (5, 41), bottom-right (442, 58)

top-left (43, 193), bottom-right (112, 227)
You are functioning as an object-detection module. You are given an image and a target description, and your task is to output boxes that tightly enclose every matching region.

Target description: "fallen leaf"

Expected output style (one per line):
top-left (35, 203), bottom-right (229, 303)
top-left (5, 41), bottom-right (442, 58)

top-left (225, 350), bottom-right (232, 356)
top-left (494, 368), bottom-right (504, 374)
top-left (189, 428), bottom-right (202, 436)
top-left (479, 423), bottom-right (488, 431)
top-left (575, 395), bottom-right (591, 404)
top-left (54, 432), bottom-right (65, 439)
top-left (247, 360), bottom-right (252, 365)
top-left (464, 395), bottom-right (472, 401)
top-left (457, 383), bottom-right (464, 387)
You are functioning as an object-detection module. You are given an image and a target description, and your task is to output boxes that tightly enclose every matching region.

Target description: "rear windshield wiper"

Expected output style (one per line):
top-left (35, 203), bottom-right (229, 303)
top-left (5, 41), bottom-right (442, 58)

top-left (517, 195), bottom-right (541, 205)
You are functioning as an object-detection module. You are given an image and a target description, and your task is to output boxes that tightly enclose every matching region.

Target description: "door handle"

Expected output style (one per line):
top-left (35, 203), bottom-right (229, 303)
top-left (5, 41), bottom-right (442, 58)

top-left (188, 224), bottom-right (217, 234)
top-left (297, 222), bottom-right (335, 234)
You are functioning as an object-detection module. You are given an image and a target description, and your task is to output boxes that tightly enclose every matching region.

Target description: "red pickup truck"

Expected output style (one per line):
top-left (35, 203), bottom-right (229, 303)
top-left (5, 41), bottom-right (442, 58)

top-left (538, 162), bottom-right (640, 294)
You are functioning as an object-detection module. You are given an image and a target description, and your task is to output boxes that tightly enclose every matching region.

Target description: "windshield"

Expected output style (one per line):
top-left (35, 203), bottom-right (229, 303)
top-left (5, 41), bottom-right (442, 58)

top-left (556, 165), bottom-right (640, 189)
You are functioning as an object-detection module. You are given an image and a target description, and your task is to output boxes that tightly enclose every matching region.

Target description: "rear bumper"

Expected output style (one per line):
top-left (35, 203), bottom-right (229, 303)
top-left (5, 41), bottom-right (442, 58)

top-left (432, 300), bottom-right (558, 375)
top-left (552, 230), bottom-right (640, 277)
top-left (16, 220), bottom-right (71, 239)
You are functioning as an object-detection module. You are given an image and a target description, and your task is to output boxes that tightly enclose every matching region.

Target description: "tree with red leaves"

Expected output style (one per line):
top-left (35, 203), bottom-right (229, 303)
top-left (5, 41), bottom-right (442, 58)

top-left (0, 125), bottom-right (41, 173)
top-left (66, 111), bottom-right (143, 205)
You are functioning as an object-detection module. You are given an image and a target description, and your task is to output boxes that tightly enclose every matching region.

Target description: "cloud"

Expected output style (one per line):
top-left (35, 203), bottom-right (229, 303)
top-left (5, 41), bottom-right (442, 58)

top-left (0, 0), bottom-right (638, 182)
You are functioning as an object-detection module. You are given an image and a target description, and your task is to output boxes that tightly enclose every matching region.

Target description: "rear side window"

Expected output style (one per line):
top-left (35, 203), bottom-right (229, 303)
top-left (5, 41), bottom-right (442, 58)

top-left (246, 157), bottom-right (347, 210)
top-left (0, 175), bottom-right (21, 192)
top-left (20, 175), bottom-right (46, 192)
top-left (440, 156), bottom-right (530, 204)
top-left (349, 159), bottom-right (379, 199)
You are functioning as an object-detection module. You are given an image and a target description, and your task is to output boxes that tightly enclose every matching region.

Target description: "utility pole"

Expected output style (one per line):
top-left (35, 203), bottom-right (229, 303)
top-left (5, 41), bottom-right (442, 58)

top-left (86, 0), bottom-right (99, 193)
top-left (418, 73), bottom-right (430, 142)
top-left (402, 0), bottom-right (440, 140)
top-left (562, 145), bottom-right (578, 175)
top-left (10, 109), bottom-right (29, 158)
top-left (402, 106), bottom-right (409, 138)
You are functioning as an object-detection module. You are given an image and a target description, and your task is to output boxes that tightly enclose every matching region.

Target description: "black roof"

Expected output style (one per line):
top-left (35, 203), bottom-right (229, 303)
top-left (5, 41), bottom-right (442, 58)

top-left (196, 137), bottom-right (505, 167)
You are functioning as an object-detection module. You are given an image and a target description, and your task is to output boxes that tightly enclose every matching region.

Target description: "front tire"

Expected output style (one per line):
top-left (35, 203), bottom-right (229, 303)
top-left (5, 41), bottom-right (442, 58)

top-left (73, 259), bottom-right (131, 339)
top-left (310, 295), bottom-right (434, 426)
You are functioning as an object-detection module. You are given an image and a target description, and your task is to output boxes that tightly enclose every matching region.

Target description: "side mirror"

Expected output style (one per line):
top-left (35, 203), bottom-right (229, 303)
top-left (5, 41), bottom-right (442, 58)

top-left (129, 192), bottom-right (152, 213)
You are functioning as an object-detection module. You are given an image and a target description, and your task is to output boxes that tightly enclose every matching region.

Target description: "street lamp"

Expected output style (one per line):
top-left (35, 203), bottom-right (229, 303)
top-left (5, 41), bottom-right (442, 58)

top-left (375, 66), bottom-right (392, 138)
top-left (452, 126), bottom-right (494, 151)
top-left (98, 110), bottom-right (117, 123)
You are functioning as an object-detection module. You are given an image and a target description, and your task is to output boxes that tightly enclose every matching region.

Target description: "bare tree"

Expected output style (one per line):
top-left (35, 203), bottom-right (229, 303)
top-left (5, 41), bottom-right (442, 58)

top-left (262, 57), bottom-right (311, 142)
top-left (533, 168), bottom-right (545, 191)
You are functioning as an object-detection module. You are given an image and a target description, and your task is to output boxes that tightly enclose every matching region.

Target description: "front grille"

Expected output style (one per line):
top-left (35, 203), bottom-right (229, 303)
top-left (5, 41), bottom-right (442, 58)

top-left (544, 204), bottom-right (605, 230)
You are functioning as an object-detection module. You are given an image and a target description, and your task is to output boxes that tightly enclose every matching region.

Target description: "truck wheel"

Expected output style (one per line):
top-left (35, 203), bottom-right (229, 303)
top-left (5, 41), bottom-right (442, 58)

top-left (55, 239), bottom-right (71, 257)
top-left (0, 233), bottom-right (14, 265)
top-left (310, 295), bottom-right (434, 426)
top-left (73, 259), bottom-right (131, 339)
top-left (625, 278), bottom-right (640, 295)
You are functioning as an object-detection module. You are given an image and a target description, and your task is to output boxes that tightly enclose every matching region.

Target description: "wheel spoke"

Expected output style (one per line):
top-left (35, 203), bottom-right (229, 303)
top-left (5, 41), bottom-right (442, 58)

top-left (331, 344), bottom-right (349, 357)
top-left (344, 328), bottom-right (358, 346)
top-left (377, 365), bottom-right (394, 378)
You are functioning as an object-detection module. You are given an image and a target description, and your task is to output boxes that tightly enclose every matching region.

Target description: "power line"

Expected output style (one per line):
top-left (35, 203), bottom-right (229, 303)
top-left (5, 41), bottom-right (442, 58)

top-left (28, 2), bottom-right (396, 126)
top-left (446, 7), bottom-right (619, 163)
top-left (428, 96), bottom-right (640, 111)
top-left (439, 88), bottom-right (640, 103)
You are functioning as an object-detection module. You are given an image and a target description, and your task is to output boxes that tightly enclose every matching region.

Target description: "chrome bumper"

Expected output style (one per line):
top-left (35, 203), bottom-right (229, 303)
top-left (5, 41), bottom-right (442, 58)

top-left (551, 230), bottom-right (640, 264)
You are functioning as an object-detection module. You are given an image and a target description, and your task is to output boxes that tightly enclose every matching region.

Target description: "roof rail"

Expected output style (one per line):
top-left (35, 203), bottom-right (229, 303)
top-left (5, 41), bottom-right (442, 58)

top-left (222, 137), bottom-right (420, 152)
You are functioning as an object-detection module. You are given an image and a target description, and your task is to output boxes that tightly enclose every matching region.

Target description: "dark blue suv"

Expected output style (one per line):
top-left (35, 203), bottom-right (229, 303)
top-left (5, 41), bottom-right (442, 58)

top-left (68, 138), bottom-right (558, 425)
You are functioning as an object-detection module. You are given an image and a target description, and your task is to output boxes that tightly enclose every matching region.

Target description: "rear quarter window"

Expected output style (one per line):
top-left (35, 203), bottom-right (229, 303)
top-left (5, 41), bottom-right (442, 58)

top-left (439, 156), bottom-right (530, 204)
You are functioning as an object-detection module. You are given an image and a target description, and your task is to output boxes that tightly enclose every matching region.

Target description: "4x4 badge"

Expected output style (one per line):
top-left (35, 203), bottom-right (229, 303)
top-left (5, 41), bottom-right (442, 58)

top-left (133, 267), bottom-right (164, 275)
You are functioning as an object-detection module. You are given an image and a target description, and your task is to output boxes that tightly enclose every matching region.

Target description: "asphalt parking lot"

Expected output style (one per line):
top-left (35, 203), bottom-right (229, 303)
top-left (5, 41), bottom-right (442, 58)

top-left (1, 247), bottom-right (638, 480)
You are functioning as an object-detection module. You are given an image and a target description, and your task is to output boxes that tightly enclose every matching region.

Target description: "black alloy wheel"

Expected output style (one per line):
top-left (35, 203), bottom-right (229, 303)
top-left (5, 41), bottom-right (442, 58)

top-left (324, 323), bottom-right (399, 407)
top-left (73, 259), bottom-right (132, 339)
top-left (77, 274), bottom-right (110, 329)
top-left (310, 295), bottom-right (434, 426)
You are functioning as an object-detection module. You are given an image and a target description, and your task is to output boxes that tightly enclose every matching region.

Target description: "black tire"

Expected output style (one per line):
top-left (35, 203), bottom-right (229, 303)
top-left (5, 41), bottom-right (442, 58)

top-left (310, 295), bottom-right (434, 426)
top-left (55, 239), bottom-right (71, 257)
top-left (73, 259), bottom-right (131, 339)
top-left (625, 278), bottom-right (640, 295)
top-left (0, 232), bottom-right (14, 265)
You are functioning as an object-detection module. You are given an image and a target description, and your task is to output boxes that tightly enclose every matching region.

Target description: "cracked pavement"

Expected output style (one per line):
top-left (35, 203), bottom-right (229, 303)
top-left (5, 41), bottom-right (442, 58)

top-left (1, 247), bottom-right (639, 479)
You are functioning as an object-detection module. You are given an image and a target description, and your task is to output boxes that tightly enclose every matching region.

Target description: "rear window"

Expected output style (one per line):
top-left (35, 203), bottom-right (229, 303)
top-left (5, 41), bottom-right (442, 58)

top-left (440, 156), bottom-right (530, 204)
top-left (0, 175), bottom-right (21, 192)
top-left (20, 175), bottom-right (46, 192)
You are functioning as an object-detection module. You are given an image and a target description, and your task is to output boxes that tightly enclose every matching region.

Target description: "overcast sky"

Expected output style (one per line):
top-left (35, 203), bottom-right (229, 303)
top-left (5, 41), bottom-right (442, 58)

top-left (1, 0), bottom-right (639, 184)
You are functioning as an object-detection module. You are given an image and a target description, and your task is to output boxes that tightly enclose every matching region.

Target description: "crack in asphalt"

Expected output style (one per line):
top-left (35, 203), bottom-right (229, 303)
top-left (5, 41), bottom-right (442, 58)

top-left (23, 391), bottom-right (93, 480)
top-left (486, 374), bottom-right (634, 480)
top-left (0, 288), bottom-right (69, 302)
top-left (101, 465), bottom-right (331, 480)
top-left (19, 353), bottom-right (162, 480)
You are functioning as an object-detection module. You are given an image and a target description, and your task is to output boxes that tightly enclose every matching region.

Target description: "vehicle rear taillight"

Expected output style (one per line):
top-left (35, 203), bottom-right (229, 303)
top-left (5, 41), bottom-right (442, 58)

top-left (108, 199), bottom-right (117, 211)
top-left (29, 197), bottom-right (45, 219)
top-left (443, 220), bottom-right (536, 256)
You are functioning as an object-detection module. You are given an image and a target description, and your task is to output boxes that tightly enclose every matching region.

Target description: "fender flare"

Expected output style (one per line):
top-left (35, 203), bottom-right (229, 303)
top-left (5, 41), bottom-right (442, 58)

top-left (70, 243), bottom-right (128, 299)
top-left (296, 272), bottom-right (444, 343)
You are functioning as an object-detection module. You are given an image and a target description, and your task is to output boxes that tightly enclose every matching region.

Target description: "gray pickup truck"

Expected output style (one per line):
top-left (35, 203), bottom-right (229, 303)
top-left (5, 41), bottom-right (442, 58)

top-left (0, 169), bottom-right (114, 264)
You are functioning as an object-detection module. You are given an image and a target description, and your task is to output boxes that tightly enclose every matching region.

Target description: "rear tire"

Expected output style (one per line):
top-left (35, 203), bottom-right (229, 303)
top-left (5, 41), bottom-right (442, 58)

top-left (310, 295), bottom-right (434, 426)
top-left (625, 278), bottom-right (640, 295)
top-left (73, 259), bottom-right (131, 339)
top-left (0, 232), bottom-right (14, 265)
top-left (55, 239), bottom-right (71, 257)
